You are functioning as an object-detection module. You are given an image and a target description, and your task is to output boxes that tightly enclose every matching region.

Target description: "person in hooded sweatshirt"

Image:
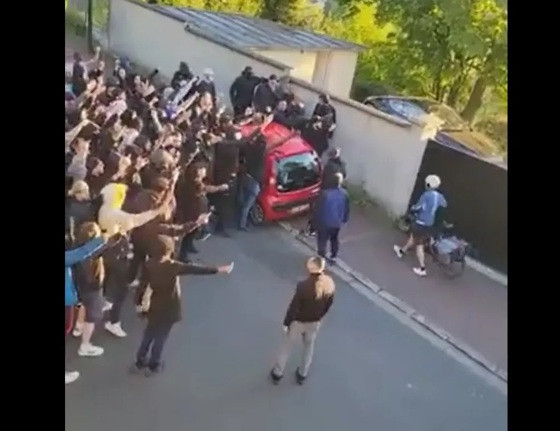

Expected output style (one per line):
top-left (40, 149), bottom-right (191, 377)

top-left (230, 66), bottom-right (260, 117)
top-left (270, 256), bottom-right (335, 385)
top-left (195, 68), bottom-right (217, 105)
top-left (312, 93), bottom-right (337, 139)
top-left (98, 182), bottom-right (171, 338)
top-left (171, 61), bottom-right (194, 90)
top-left (128, 176), bottom-right (210, 285)
top-left (312, 173), bottom-right (350, 264)
top-left (131, 235), bottom-right (234, 376)
top-left (252, 75), bottom-right (281, 114)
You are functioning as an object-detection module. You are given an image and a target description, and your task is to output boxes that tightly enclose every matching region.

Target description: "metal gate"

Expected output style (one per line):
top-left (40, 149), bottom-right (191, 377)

top-left (408, 140), bottom-right (508, 273)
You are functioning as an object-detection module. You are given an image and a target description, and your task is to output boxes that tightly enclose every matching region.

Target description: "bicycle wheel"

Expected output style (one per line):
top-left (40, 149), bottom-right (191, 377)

top-left (438, 255), bottom-right (466, 279)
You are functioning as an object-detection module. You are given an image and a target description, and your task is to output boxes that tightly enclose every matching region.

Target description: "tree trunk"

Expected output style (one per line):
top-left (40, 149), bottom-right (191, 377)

top-left (87, 0), bottom-right (94, 53)
top-left (461, 75), bottom-right (488, 124)
top-left (446, 73), bottom-right (468, 108)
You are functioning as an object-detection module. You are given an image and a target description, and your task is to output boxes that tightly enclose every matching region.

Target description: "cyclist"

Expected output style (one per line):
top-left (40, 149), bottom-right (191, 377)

top-left (393, 174), bottom-right (447, 277)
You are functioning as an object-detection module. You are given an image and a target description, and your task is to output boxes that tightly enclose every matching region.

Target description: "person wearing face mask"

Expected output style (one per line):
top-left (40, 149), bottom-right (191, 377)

top-left (301, 115), bottom-right (330, 158)
top-left (312, 93), bottom-right (337, 139)
top-left (253, 75), bottom-right (281, 114)
top-left (195, 68), bottom-right (217, 105)
top-left (230, 66), bottom-right (260, 117)
top-left (171, 61), bottom-right (194, 90)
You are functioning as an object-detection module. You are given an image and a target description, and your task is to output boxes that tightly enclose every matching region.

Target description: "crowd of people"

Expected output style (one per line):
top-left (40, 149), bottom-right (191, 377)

top-left (64, 49), bottom-right (342, 385)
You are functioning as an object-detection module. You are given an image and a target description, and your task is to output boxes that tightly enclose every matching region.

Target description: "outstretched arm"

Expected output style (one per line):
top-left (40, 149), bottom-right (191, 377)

top-left (174, 261), bottom-right (219, 276)
top-left (65, 237), bottom-right (104, 266)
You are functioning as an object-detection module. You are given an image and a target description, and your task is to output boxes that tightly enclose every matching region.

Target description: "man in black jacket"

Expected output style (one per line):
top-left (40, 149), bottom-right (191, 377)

top-left (230, 66), bottom-right (260, 117)
top-left (195, 68), bottom-right (217, 104)
top-left (252, 75), bottom-right (281, 114)
top-left (322, 148), bottom-right (347, 189)
top-left (171, 62), bottom-right (193, 90)
top-left (312, 93), bottom-right (337, 138)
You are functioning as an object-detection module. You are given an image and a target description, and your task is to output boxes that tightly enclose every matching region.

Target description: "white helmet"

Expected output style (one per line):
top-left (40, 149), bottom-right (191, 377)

top-left (425, 174), bottom-right (441, 189)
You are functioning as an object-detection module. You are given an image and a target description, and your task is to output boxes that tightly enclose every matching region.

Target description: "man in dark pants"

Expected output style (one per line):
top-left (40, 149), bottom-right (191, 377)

top-left (312, 173), bottom-right (350, 264)
top-left (304, 148), bottom-right (347, 237)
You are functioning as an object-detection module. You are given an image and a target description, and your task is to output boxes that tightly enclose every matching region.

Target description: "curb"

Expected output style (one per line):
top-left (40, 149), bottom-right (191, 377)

top-left (277, 221), bottom-right (508, 384)
top-left (465, 257), bottom-right (508, 287)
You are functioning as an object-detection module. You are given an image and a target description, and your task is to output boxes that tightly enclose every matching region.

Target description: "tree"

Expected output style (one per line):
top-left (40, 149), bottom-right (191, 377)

top-left (370, 0), bottom-right (507, 121)
top-left (260, 0), bottom-right (324, 29)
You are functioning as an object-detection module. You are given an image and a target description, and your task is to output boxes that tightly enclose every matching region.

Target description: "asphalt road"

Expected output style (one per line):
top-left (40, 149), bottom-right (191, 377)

top-left (65, 226), bottom-right (507, 431)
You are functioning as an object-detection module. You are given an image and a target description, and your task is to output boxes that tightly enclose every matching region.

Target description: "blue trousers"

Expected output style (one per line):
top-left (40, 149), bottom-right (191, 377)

top-left (238, 175), bottom-right (261, 229)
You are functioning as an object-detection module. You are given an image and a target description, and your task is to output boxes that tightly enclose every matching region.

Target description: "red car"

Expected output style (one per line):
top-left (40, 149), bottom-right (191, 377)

top-left (240, 122), bottom-right (322, 224)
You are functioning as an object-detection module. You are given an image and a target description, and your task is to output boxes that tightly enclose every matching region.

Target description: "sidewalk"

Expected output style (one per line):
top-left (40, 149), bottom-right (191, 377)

top-left (285, 203), bottom-right (507, 373)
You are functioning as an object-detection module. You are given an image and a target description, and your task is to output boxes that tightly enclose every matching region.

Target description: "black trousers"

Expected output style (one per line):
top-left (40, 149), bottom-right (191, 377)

top-left (213, 177), bottom-right (238, 232)
top-left (179, 229), bottom-right (198, 261)
top-left (317, 227), bottom-right (340, 259)
top-left (105, 259), bottom-right (130, 324)
top-left (128, 242), bottom-right (148, 284)
top-left (136, 320), bottom-right (175, 371)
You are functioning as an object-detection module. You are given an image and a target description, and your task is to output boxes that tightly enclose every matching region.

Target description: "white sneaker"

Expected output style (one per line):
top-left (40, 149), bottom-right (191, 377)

top-left (128, 280), bottom-right (140, 288)
top-left (393, 245), bottom-right (405, 258)
top-left (72, 323), bottom-right (83, 337)
top-left (78, 343), bottom-right (104, 357)
top-left (102, 300), bottom-right (113, 312)
top-left (105, 322), bottom-right (127, 338)
top-left (65, 371), bottom-right (80, 384)
top-left (413, 267), bottom-right (427, 277)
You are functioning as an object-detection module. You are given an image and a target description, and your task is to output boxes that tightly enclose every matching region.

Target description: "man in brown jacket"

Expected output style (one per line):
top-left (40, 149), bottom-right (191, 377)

top-left (270, 256), bottom-right (335, 385)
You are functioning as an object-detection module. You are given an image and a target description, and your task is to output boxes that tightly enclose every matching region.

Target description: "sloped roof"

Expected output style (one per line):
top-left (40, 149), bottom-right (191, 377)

top-left (150, 5), bottom-right (365, 52)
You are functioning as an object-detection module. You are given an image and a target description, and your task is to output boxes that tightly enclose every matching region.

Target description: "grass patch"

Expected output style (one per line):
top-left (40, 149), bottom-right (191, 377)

top-left (345, 184), bottom-right (379, 208)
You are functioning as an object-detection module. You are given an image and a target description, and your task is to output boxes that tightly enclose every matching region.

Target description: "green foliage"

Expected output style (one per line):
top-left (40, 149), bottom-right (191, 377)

top-left (371, 0), bottom-right (507, 114)
top-left (142, 0), bottom-right (507, 142)
top-left (260, 0), bottom-right (324, 29)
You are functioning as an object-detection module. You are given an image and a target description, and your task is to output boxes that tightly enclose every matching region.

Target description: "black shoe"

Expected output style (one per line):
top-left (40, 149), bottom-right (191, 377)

top-left (215, 230), bottom-right (231, 238)
top-left (145, 363), bottom-right (165, 377)
top-left (129, 362), bottom-right (146, 375)
top-left (238, 226), bottom-right (249, 232)
top-left (327, 257), bottom-right (337, 266)
top-left (270, 369), bottom-right (282, 385)
top-left (295, 368), bottom-right (306, 385)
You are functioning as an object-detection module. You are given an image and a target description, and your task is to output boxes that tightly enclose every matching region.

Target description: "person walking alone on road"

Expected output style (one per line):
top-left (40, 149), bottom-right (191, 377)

top-left (270, 256), bottom-right (335, 385)
top-left (312, 173), bottom-right (350, 264)
top-left (393, 174), bottom-right (448, 277)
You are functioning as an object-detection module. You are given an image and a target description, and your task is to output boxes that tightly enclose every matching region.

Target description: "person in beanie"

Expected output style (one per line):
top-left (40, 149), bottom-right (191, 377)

top-left (270, 256), bottom-right (335, 385)
top-left (312, 173), bottom-right (350, 264)
top-left (131, 235), bottom-right (234, 376)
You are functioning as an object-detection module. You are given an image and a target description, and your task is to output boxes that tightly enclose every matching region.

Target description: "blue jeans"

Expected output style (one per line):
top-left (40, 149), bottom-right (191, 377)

top-left (136, 321), bottom-right (174, 371)
top-left (238, 175), bottom-right (261, 229)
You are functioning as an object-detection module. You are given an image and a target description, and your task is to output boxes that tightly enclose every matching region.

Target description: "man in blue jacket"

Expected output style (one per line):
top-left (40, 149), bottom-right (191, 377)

top-left (312, 173), bottom-right (350, 264)
top-left (394, 174), bottom-right (447, 277)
